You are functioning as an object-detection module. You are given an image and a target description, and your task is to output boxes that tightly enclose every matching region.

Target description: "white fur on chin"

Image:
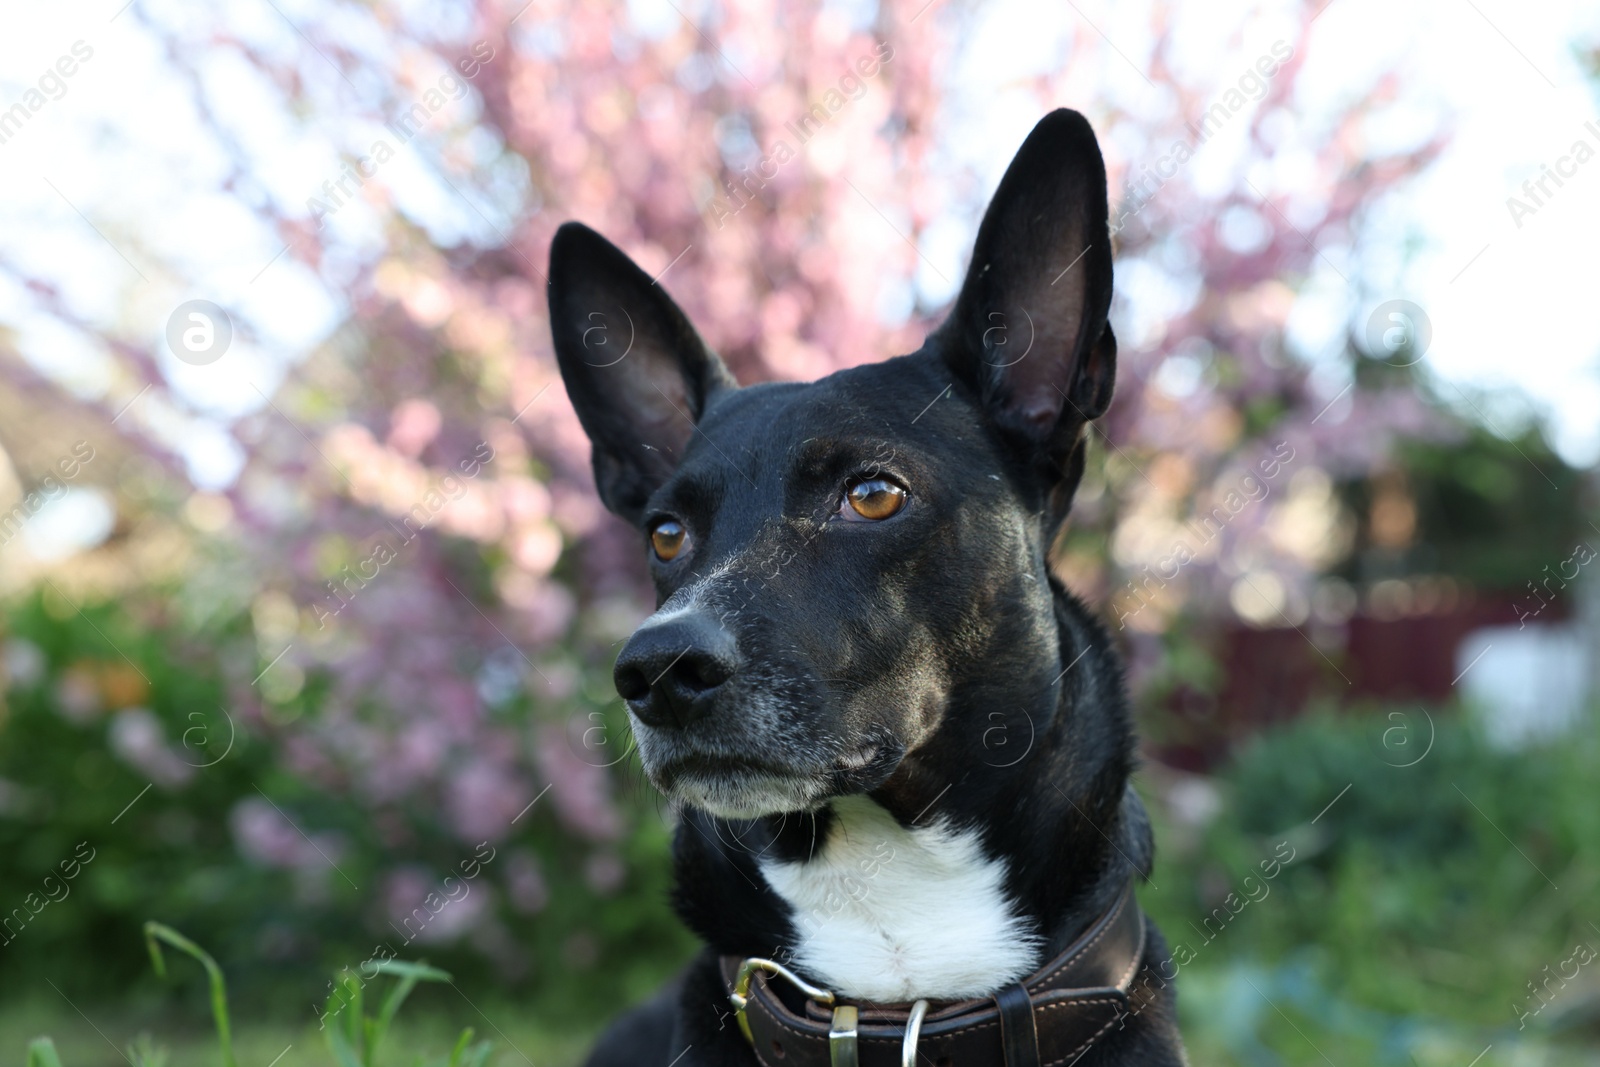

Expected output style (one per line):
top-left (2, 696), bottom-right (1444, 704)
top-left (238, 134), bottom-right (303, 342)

top-left (670, 771), bottom-right (824, 819)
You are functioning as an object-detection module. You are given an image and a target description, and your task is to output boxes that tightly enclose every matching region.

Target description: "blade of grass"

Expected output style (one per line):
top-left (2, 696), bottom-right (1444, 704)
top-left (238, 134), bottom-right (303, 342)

top-left (445, 1029), bottom-right (474, 1067)
top-left (126, 1034), bottom-right (168, 1067)
top-left (342, 972), bottom-right (364, 1054)
top-left (324, 1029), bottom-right (362, 1067)
top-left (364, 991), bottom-right (400, 1067)
top-left (322, 971), bottom-right (365, 1067)
top-left (371, 961), bottom-right (450, 1038)
top-left (368, 959), bottom-right (452, 1066)
top-left (26, 1038), bottom-right (64, 1067)
top-left (143, 923), bottom-right (235, 1067)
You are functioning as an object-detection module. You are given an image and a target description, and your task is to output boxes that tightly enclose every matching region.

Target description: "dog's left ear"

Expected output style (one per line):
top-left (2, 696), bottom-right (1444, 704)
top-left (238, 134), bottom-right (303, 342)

top-left (933, 109), bottom-right (1116, 512)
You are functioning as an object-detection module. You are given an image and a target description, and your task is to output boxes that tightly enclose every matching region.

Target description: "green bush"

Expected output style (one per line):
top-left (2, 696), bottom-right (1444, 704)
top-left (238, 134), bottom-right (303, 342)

top-left (1138, 704), bottom-right (1600, 1063)
top-left (0, 592), bottom-right (695, 1024)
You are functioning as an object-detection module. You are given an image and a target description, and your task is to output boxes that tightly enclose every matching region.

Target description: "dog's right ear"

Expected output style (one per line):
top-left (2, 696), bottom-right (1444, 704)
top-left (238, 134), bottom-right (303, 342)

top-left (548, 222), bottom-right (736, 525)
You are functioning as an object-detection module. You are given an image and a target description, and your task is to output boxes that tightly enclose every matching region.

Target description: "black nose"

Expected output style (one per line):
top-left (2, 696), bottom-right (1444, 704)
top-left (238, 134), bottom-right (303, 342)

top-left (614, 614), bottom-right (738, 728)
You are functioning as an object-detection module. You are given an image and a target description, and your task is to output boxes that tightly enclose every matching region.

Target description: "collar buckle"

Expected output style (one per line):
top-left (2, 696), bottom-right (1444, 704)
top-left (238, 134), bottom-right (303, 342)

top-left (730, 957), bottom-right (835, 1045)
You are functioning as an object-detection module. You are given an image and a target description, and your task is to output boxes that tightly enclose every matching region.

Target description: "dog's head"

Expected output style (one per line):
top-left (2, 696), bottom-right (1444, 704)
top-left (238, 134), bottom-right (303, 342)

top-left (548, 109), bottom-right (1115, 818)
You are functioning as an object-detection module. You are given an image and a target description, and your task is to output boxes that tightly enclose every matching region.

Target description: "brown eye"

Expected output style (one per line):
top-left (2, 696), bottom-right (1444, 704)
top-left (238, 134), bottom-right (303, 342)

top-left (844, 478), bottom-right (907, 521)
top-left (649, 520), bottom-right (687, 561)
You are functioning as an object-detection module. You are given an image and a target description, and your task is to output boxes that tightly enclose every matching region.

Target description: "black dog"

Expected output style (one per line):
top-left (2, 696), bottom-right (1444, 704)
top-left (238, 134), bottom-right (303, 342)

top-left (549, 110), bottom-right (1186, 1067)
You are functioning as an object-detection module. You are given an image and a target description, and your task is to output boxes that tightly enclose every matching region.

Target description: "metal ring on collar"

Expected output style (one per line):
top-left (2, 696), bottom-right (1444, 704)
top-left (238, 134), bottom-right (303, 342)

top-left (902, 999), bottom-right (930, 1067)
top-left (729, 957), bottom-right (835, 1045)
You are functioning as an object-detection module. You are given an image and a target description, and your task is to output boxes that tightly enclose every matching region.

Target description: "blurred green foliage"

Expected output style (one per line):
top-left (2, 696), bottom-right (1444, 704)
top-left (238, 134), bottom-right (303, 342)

top-left (1139, 704), bottom-right (1600, 1065)
top-left (1338, 421), bottom-right (1590, 588)
top-left (0, 593), bottom-right (696, 1025)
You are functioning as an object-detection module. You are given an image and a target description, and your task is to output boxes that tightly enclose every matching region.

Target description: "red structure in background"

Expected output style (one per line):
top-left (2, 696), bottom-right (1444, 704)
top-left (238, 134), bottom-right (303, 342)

top-left (1152, 589), bottom-right (1569, 771)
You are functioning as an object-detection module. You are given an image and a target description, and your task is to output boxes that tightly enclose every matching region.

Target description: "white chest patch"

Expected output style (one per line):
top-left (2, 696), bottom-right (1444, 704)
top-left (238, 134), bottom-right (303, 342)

top-left (758, 795), bottom-right (1042, 1001)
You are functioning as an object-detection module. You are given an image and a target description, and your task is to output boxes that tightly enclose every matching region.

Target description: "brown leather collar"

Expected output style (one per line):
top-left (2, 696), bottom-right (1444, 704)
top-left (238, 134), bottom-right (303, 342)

top-left (720, 882), bottom-right (1146, 1067)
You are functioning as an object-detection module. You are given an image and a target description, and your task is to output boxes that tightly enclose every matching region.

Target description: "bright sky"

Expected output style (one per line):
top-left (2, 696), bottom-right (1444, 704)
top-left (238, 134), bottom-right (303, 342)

top-left (1, 0), bottom-right (1597, 525)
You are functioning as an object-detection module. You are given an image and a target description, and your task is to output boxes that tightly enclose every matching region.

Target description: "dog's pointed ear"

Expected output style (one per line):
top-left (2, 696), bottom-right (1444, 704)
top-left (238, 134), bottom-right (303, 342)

top-left (934, 108), bottom-right (1116, 474)
top-left (548, 222), bottom-right (737, 525)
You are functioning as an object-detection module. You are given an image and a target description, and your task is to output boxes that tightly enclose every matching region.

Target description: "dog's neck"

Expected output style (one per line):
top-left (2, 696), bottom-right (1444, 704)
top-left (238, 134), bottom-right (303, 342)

top-left (670, 578), bottom-right (1151, 1002)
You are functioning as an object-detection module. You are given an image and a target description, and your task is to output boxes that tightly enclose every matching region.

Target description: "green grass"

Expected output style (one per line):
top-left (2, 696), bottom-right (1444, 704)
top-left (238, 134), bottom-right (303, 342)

top-left (3, 1008), bottom-right (591, 1067)
top-left (5, 923), bottom-right (595, 1067)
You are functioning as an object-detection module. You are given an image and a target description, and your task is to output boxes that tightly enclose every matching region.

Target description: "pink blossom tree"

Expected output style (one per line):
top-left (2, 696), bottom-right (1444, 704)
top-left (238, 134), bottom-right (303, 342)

top-left (0, 0), bottom-right (1444, 966)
